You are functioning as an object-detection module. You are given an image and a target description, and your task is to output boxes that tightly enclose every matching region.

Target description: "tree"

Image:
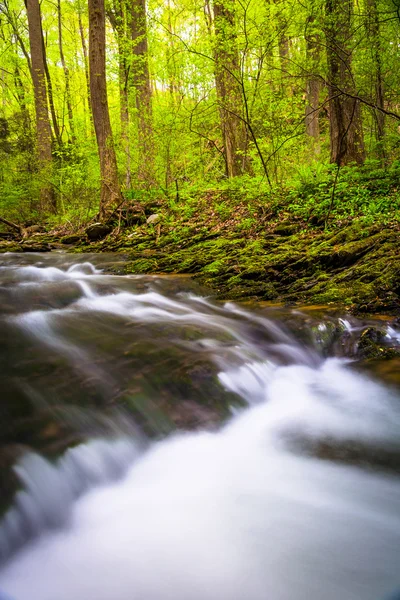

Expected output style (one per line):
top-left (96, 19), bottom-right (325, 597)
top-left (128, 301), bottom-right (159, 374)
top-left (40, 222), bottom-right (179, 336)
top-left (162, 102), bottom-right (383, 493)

top-left (88, 0), bottom-right (122, 217)
top-left (304, 10), bottom-right (321, 147)
top-left (213, 0), bottom-right (249, 177)
top-left (107, 0), bottom-right (131, 187)
top-left (58, 0), bottom-right (75, 143)
top-left (26, 0), bottom-right (56, 212)
top-left (365, 0), bottom-right (385, 160)
top-left (325, 0), bottom-right (365, 165)
top-left (77, 0), bottom-right (93, 134)
top-left (131, 0), bottom-right (154, 185)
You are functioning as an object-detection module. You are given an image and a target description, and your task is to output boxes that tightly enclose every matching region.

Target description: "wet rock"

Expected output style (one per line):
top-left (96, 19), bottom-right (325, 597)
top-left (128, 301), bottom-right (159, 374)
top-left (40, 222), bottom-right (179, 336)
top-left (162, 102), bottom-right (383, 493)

top-left (0, 241), bottom-right (23, 253)
top-left (61, 234), bottom-right (82, 245)
top-left (0, 445), bottom-right (26, 516)
top-left (86, 223), bottom-right (112, 241)
top-left (146, 214), bottom-right (160, 225)
top-left (357, 327), bottom-right (387, 359)
top-left (21, 243), bottom-right (50, 253)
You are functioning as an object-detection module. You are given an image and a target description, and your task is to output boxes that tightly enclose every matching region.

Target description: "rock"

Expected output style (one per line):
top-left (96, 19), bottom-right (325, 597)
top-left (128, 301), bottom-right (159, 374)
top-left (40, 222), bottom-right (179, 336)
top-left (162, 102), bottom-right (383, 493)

top-left (23, 225), bottom-right (44, 238)
top-left (274, 222), bottom-right (298, 236)
top-left (86, 223), bottom-right (112, 241)
top-left (146, 213), bottom-right (160, 225)
top-left (61, 234), bottom-right (82, 245)
top-left (357, 327), bottom-right (386, 359)
top-left (0, 241), bottom-right (23, 253)
top-left (21, 243), bottom-right (50, 252)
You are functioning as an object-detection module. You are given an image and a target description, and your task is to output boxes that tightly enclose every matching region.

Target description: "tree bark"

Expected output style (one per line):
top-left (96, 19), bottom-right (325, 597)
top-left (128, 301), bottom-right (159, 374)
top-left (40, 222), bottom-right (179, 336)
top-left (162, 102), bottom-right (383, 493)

top-left (107, 0), bottom-right (131, 188)
top-left (305, 14), bottom-right (321, 147)
top-left (325, 0), bottom-right (365, 165)
top-left (365, 0), bottom-right (385, 159)
top-left (213, 0), bottom-right (249, 177)
top-left (131, 0), bottom-right (155, 186)
top-left (41, 29), bottom-right (62, 148)
top-left (58, 0), bottom-right (75, 143)
top-left (26, 0), bottom-right (56, 212)
top-left (88, 0), bottom-right (122, 218)
top-left (274, 0), bottom-right (289, 69)
top-left (78, 6), bottom-right (94, 134)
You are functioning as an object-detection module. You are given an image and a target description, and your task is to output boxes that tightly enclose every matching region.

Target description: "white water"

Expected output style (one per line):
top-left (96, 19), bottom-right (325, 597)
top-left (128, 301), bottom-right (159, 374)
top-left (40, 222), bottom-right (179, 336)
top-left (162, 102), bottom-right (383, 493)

top-left (0, 256), bottom-right (400, 600)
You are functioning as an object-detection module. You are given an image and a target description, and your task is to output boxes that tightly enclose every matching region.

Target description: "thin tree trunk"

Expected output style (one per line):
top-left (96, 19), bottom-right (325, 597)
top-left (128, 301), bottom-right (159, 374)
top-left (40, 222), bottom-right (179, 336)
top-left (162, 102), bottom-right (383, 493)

top-left (26, 0), bottom-right (56, 213)
top-left (131, 0), bottom-right (154, 186)
top-left (4, 2), bottom-right (32, 72)
top-left (166, 0), bottom-right (178, 97)
top-left (119, 56), bottom-right (131, 188)
top-left (78, 8), bottom-right (94, 134)
top-left (213, 0), bottom-right (249, 177)
top-left (108, 1), bottom-right (132, 188)
top-left (365, 0), bottom-right (385, 160)
top-left (14, 64), bottom-right (31, 129)
top-left (305, 14), bottom-right (321, 148)
top-left (88, 0), bottom-right (122, 218)
top-left (325, 0), bottom-right (365, 165)
top-left (58, 0), bottom-right (75, 142)
top-left (274, 0), bottom-right (288, 66)
top-left (41, 28), bottom-right (62, 148)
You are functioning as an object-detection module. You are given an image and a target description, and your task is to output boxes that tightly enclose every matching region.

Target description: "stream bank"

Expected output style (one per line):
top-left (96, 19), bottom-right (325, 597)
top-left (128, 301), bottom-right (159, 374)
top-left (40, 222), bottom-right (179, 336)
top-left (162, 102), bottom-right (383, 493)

top-left (2, 202), bottom-right (398, 315)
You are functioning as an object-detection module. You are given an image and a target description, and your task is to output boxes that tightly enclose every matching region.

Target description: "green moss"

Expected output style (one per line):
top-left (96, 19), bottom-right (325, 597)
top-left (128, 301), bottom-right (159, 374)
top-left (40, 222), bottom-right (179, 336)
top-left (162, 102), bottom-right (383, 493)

top-left (63, 185), bottom-right (399, 315)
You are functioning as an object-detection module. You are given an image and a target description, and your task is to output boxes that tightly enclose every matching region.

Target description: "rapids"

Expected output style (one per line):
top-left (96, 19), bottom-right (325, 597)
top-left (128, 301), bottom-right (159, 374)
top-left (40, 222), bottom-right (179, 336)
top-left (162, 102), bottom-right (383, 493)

top-left (0, 252), bottom-right (399, 600)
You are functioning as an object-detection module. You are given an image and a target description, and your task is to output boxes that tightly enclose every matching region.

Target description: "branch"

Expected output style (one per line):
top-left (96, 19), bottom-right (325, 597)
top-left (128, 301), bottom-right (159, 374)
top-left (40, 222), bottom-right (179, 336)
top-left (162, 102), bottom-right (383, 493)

top-left (0, 216), bottom-right (23, 235)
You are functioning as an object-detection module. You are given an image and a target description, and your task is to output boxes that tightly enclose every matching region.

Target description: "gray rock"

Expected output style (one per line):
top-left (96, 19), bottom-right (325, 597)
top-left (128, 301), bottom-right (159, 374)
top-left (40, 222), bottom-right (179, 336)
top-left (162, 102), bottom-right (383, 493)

top-left (146, 213), bottom-right (160, 225)
top-left (61, 235), bottom-right (82, 245)
top-left (86, 223), bottom-right (112, 241)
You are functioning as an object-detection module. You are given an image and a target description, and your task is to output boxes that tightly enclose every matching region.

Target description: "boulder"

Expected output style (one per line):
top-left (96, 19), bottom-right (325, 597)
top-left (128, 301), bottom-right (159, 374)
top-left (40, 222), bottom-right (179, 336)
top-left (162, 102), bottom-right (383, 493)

top-left (86, 223), bottom-right (112, 241)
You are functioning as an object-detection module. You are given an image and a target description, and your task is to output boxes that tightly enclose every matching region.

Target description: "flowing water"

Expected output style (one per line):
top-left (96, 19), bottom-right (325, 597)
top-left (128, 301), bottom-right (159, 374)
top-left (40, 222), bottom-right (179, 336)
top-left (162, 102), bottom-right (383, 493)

top-left (0, 252), bottom-right (399, 600)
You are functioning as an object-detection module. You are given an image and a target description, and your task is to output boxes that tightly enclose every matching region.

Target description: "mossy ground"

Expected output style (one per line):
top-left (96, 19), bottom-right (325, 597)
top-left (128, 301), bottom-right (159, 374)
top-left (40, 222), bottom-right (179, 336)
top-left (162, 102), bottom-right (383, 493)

top-left (1, 179), bottom-right (399, 315)
top-left (67, 188), bottom-right (400, 315)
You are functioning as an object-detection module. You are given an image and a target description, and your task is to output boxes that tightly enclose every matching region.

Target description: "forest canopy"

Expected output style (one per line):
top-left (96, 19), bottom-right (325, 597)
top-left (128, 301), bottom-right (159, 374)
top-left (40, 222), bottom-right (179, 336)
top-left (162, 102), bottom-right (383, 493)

top-left (0, 0), bottom-right (399, 223)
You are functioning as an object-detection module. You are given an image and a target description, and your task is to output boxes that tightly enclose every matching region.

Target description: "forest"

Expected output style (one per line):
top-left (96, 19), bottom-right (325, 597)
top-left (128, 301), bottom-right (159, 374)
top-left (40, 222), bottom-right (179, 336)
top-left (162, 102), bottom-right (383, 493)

top-left (1, 0), bottom-right (400, 592)
top-left (0, 0), bottom-right (399, 310)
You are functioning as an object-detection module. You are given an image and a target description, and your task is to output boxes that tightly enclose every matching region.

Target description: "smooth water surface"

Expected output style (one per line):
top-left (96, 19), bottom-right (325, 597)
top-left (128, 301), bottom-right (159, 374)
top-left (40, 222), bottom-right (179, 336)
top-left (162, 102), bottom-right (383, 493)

top-left (0, 252), bottom-right (399, 600)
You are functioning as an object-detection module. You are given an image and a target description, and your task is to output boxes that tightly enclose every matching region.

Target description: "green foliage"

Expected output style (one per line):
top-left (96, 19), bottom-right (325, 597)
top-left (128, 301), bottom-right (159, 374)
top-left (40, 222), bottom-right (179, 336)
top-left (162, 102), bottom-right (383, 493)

top-left (1, 0), bottom-right (400, 226)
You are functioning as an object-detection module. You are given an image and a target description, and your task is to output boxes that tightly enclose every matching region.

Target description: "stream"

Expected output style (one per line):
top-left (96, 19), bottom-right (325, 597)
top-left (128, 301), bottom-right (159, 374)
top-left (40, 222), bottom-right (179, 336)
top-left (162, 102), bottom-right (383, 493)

top-left (0, 252), bottom-right (399, 600)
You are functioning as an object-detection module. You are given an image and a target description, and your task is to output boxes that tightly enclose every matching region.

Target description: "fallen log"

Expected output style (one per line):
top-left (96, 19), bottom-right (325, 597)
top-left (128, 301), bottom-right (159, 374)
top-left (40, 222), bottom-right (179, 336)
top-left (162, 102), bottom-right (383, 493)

top-left (0, 216), bottom-right (23, 236)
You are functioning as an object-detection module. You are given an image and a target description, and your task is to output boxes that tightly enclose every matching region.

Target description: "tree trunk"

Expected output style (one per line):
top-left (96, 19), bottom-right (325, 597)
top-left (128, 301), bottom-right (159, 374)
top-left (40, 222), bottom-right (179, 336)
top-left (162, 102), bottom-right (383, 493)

top-left (274, 0), bottom-right (288, 68)
top-left (325, 0), bottom-right (365, 165)
top-left (88, 0), bottom-right (122, 218)
top-left (213, 0), bottom-right (249, 177)
top-left (365, 0), bottom-right (385, 159)
top-left (58, 0), bottom-right (75, 143)
top-left (131, 0), bottom-right (154, 186)
top-left (26, 0), bottom-right (56, 213)
top-left (107, 0), bottom-right (132, 188)
top-left (78, 7), bottom-right (94, 135)
top-left (304, 14), bottom-right (321, 147)
top-left (41, 27), bottom-right (62, 148)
